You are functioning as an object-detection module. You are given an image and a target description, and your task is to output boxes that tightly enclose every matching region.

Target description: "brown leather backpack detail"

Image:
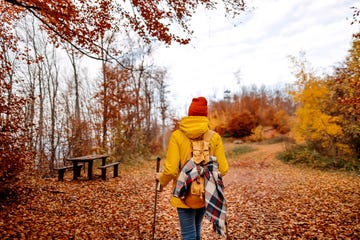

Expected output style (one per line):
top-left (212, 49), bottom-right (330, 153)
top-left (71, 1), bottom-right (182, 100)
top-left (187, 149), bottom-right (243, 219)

top-left (183, 130), bottom-right (215, 208)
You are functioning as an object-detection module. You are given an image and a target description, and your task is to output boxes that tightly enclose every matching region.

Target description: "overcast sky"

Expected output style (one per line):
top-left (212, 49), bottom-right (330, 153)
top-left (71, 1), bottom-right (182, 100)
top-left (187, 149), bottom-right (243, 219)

top-left (153, 0), bottom-right (359, 115)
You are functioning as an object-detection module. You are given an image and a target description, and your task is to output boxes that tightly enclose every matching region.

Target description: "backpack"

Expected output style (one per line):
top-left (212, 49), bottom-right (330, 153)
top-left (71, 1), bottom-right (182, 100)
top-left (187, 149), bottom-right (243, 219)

top-left (182, 130), bottom-right (215, 208)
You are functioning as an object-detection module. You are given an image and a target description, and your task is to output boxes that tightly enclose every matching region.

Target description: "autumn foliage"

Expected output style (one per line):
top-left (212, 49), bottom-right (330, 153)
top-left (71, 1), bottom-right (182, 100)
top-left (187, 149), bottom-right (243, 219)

top-left (3, 0), bottom-right (246, 53)
top-left (0, 2), bottom-right (360, 239)
top-left (1, 142), bottom-right (359, 239)
top-left (209, 86), bottom-right (294, 139)
top-left (286, 41), bottom-right (360, 169)
top-left (0, 92), bottom-right (33, 182)
top-left (0, 0), bottom-right (249, 188)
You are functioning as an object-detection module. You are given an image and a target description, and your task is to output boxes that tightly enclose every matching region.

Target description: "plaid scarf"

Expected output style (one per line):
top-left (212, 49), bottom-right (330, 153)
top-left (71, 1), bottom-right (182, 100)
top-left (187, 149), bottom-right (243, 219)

top-left (173, 156), bottom-right (227, 236)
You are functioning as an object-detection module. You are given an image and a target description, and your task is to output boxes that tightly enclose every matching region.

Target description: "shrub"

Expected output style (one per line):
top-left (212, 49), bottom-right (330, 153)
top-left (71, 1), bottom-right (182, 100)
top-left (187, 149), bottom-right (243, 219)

top-left (226, 145), bottom-right (256, 158)
top-left (272, 110), bottom-right (291, 134)
top-left (260, 135), bottom-right (295, 145)
top-left (277, 144), bottom-right (360, 172)
top-left (226, 111), bottom-right (257, 138)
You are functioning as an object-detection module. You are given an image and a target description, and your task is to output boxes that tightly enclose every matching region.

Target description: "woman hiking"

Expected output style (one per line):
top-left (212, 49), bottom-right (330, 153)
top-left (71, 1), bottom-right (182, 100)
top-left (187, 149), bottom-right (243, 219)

top-left (156, 96), bottom-right (229, 240)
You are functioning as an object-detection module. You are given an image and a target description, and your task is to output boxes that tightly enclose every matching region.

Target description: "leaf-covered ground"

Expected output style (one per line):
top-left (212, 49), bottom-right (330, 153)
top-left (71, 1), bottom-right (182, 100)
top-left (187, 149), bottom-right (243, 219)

top-left (1, 142), bottom-right (359, 239)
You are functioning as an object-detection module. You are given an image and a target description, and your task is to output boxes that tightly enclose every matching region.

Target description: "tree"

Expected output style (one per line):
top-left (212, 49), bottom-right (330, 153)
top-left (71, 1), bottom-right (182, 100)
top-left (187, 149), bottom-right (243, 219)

top-left (273, 110), bottom-right (291, 134)
top-left (0, 14), bottom-right (34, 184)
top-left (227, 110), bottom-right (257, 138)
top-left (208, 84), bottom-right (294, 138)
top-left (348, 3), bottom-right (360, 104)
top-left (289, 53), bottom-right (344, 156)
top-left (337, 38), bottom-right (360, 107)
top-left (0, 0), bottom-right (247, 187)
top-left (94, 64), bottom-right (137, 159)
top-left (156, 69), bottom-right (169, 151)
top-left (327, 38), bottom-right (360, 158)
top-left (3, 0), bottom-right (247, 61)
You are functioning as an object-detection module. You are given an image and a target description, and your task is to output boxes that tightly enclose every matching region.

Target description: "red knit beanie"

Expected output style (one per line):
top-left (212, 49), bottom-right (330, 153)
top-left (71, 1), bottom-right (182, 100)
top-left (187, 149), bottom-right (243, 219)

top-left (188, 97), bottom-right (208, 116)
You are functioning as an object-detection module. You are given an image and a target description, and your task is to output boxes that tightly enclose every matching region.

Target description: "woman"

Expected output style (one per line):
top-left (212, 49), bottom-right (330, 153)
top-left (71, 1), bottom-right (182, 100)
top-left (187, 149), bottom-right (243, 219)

top-left (157, 96), bottom-right (229, 240)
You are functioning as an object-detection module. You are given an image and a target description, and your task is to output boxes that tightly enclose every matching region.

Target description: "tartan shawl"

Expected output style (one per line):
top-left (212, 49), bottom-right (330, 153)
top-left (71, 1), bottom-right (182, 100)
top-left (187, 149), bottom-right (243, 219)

top-left (173, 156), bottom-right (227, 236)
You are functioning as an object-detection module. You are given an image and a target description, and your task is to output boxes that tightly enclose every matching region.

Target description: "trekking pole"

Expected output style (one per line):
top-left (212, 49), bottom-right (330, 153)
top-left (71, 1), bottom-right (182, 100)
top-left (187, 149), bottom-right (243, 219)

top-left (226, 219), bottom-right (229, 240)
top-left (152, 156), bottom-right (161, 240)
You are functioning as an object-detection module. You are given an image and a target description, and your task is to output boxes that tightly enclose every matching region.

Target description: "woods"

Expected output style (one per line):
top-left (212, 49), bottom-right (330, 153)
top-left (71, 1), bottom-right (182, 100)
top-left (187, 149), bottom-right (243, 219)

top-left (1, 0), bottom-right (359, 192)
top-left (0, 0), bottom-right (360, 239)
top-left (1, 0), bottom-right (248, 183)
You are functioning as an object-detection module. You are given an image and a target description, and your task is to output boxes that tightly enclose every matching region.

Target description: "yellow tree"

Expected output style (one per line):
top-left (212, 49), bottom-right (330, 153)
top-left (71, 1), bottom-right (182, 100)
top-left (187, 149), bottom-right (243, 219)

top-left (289, 52), bottom-right (343, 155)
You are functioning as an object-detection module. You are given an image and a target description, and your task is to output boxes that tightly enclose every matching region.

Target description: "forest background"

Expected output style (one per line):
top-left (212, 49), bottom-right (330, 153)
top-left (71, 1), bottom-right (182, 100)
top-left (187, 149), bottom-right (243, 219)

top-left (1, 0), bottom-right (360, 197)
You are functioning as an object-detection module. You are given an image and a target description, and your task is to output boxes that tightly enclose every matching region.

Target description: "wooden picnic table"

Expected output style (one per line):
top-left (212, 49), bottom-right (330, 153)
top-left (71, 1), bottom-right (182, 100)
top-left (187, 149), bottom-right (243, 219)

top-left (66, 154), bottom-right (110, 180)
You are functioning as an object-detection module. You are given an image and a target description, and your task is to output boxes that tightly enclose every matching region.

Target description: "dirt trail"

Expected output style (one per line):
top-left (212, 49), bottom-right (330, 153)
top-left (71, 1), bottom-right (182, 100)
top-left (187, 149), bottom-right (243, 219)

top-left (0, 142), bottom-right (359, 239)
top-left (201, 142), bottom-right (360, 239)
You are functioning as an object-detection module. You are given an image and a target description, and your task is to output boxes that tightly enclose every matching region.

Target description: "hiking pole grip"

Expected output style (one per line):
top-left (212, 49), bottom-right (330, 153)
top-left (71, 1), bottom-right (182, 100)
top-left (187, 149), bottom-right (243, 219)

top-left (156, 156), bottom-right (161, 172)
top-left (155, 156), bottom-right (162, 191)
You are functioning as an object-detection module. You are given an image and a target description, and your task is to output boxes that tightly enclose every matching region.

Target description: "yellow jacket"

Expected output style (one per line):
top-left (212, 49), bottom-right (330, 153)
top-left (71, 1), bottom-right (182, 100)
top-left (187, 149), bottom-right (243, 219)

top-left (158, 116), bottom-right (229, 208)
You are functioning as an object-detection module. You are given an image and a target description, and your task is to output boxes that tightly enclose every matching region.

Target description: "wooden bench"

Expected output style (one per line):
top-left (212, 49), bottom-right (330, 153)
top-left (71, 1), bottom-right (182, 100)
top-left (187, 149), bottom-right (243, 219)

top-left (55, 164), bottom-right (83, 181)
top-left (98, 162), bottom-right (120, 180)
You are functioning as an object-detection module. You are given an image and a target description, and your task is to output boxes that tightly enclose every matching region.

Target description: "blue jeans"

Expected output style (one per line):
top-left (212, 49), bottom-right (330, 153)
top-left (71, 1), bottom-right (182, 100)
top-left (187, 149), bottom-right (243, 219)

top-left (177, 207), bottom-right (206, 240)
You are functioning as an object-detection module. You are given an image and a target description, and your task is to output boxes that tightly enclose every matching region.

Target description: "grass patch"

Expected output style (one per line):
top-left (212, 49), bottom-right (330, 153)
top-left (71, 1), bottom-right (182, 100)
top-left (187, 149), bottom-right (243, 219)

top-left (277, 144), bottom-right (360, 173)
top-left (260, 135), bottom-right (295, 145)
top-left (226, 145), bottom-right (256, 158)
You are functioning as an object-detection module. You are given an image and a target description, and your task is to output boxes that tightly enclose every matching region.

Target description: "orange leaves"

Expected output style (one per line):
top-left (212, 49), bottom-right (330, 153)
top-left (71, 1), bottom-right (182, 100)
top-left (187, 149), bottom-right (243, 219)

top-left (3, 0), bottom-right (119, 59)
top-left (224, 143), bottom-right (360, 239)
top-left (1, 143), bottom-right (359, 239)
top-left (209, 87), bottom-right (293, 138)
top-left (3, 0), bottom-right (246, 56)
top-left (0, 3), bottom-right (22, 78)
top-left (128, 0), bottom-right (182, 44)
top-left (351, 6), bottom-right (360, 28)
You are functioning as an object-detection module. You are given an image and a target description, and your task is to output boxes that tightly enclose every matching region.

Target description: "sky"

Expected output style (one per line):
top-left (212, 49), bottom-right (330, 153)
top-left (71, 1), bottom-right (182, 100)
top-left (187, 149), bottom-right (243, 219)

top-left (153, 0), bottom-right (360, 115)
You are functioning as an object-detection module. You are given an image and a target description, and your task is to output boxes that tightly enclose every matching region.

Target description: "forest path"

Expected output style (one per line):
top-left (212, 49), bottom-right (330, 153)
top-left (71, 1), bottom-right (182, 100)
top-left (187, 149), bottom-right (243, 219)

top-left (0, 142), bottom-right (359, 239)
top-left (201, 142), bottom-right (359, 239)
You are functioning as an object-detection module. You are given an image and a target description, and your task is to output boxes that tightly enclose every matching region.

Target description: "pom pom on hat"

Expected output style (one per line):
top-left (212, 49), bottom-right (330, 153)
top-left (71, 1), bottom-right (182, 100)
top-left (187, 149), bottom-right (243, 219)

top-left (188, 97), bottom-right (208, 116)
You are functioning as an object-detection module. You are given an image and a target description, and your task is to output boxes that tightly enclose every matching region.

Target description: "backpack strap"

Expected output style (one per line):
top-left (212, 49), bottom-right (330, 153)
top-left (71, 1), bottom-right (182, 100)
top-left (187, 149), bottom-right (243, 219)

top-left (203, 130), bottom-right (215, 156)
top-left (203, 130), bottom-right (215, 142)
